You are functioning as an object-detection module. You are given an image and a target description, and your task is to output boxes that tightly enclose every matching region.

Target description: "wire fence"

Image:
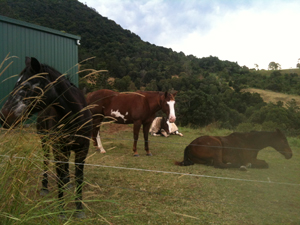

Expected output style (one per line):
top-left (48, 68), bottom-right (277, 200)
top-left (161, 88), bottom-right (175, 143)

top-left (0, 126), bottom-right (299, 223)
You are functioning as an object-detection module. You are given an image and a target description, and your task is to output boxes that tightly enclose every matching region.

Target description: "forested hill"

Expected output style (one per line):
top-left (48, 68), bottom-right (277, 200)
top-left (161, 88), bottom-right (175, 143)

top-left (0, 0), bottom-right (241, 85)
top-left (2, 0), bottom-right (300, 134)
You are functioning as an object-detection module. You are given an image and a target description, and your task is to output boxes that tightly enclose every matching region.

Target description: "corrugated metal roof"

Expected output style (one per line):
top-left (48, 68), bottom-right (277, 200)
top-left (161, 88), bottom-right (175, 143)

top-left (0, 15), bottom-right (80, 40)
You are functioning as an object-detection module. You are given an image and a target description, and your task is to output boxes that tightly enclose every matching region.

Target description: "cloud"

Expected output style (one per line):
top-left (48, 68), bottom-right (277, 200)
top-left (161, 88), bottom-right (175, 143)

top-left (79, 0), bottom-right (300, 69)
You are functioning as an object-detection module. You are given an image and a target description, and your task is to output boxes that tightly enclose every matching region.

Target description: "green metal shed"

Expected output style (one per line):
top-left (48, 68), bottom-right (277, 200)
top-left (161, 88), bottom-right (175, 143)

top-left (0, 15), bottom-right (81, 108)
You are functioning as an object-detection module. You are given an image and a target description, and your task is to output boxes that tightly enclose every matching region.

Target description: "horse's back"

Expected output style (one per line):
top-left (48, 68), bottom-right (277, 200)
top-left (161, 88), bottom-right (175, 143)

top-left (86, 89), bottom-right (117, 105)
top-left (188, 136), bottom-right (222, 158)
top-left (87, 90), bottom-right (150, 123)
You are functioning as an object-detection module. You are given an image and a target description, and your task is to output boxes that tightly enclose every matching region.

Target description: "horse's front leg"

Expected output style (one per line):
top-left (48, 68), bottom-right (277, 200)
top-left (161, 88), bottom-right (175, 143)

top-left (249, 159), bottom-right (269, 168)
top-left (143, 122), bottom-right (152, 156)
top-left (133, 122), bottom-right (142, 156)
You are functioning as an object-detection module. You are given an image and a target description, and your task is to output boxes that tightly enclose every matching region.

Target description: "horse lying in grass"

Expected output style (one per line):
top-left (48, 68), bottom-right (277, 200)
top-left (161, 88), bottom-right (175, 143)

top-left (175, 129), bottom-right (292, 170)
top-left (149, 117), bottom-right (183, 137)
top-left (0, 57), bottom-right (92, 218)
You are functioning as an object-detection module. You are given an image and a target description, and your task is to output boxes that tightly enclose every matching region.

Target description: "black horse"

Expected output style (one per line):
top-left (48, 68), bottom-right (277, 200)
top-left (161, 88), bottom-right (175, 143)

top-left (0, 57), bottom-right (92, 218)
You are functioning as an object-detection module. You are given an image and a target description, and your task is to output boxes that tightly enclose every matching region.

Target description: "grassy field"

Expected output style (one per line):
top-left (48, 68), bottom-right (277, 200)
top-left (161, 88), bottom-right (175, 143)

top-left (0, 124), bottom-right (300, 224)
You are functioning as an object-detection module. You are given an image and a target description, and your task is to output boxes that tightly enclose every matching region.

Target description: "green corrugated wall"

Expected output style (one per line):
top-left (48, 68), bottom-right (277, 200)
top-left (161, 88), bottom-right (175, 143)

top-left (0, 15), bottom-right (81, 108)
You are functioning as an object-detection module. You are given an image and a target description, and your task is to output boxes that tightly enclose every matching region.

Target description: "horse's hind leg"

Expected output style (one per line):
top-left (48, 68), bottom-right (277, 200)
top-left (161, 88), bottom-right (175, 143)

top-left (133, 122), bottom-right (142, 156)
top-left (213, 149), bottom-right (241, 169)
top-left (53, 149), bottom-right (71, 213)
top-left (91, 116), bottom-right (105, 152)
top-left (74, 145), bottom-right (89, 218)
top-left (143, 122), bottom-right (152, 156)
top-left (40, 136), bottom-right (50, 196)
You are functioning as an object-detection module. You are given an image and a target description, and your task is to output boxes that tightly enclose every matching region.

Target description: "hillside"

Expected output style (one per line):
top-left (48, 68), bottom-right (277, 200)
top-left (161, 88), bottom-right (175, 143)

top-left (0, 0), bottom-right (241, 87)
top-left (2, 0), bottom-right (300, 134)
top-left (242, 88), bottom-right (300, 106)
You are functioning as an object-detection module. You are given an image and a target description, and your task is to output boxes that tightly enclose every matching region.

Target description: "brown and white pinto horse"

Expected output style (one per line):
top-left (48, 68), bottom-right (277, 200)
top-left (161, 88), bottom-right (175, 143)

top-left (150, 117), bottom-right (183, 137)
top-left (86, 89), bottom-right (177, 156)
top-left (175, 129), bottom-right (292, 170)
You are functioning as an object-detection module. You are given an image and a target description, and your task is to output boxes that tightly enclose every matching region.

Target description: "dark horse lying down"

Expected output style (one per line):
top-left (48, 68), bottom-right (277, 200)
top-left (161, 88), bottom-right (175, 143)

top-left (0, 57), bottom-right (92, 218)
top-left (175, 129), bottom-right (292, 170)
top-left (86, 89), bottom-right (177, 156)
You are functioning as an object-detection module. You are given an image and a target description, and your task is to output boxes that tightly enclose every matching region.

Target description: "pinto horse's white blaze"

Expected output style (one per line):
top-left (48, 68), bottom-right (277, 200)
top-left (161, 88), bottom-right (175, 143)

top-left (96, 131), bottom-right (106, 153)
top-left (111, 109), bottom-right (127, 122)
top-left (167, 100), bottom-right (176, 123)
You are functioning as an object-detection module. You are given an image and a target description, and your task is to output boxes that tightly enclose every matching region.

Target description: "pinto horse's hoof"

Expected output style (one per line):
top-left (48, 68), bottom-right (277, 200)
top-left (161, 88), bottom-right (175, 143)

top-left (146, 153), bottom-right (153, 156)
top-left (133, 154), bottom-right (139, 157)
top-left (40, 188), bottom-right (49, 196)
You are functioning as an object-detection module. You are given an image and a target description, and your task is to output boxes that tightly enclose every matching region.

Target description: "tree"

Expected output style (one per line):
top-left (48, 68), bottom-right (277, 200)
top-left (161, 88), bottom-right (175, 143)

top-left (268, 62), bottom-right (281, 70)
top-left (297, 58), bottom-right (300, 69)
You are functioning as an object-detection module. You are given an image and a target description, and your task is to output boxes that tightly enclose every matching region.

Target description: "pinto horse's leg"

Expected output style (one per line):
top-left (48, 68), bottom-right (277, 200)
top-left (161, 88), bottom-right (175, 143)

top-left (40, 136), bottom-right (50, 196)
top-left (133, 121), bottom-right (142, 156)
top-left (96, 131), bottom-right (106, 153)
top-left (73, 144), bottom-right (89, 218)
top-left (92, 116), bottom-right (105, 153)
top-left (143, 122), bottom-right (152, 156)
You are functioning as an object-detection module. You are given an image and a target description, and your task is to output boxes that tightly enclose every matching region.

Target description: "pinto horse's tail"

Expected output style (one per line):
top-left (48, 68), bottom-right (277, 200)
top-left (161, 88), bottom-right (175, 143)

top-left (175, 146), bottom-right (194, 166)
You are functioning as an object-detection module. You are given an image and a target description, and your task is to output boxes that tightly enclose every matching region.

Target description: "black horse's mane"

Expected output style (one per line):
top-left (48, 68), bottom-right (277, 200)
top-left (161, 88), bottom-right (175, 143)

top-left (41, 64), bottom-right (75, 87)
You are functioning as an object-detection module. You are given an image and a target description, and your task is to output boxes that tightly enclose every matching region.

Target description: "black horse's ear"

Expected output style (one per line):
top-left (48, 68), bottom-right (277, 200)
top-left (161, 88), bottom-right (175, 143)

top-left (30, 57), bottom-right (41, 73)
top-left (25, 57), bottom-right (31, 67)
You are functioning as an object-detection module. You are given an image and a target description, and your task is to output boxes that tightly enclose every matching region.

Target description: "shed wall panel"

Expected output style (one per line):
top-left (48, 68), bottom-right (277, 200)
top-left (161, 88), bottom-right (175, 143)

top-left (0, 15), bottom-right (80, 108)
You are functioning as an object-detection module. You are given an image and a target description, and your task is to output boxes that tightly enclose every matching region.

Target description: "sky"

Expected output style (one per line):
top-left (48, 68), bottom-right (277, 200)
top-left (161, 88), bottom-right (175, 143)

top-left (78, 0), bottom-right (300, 70)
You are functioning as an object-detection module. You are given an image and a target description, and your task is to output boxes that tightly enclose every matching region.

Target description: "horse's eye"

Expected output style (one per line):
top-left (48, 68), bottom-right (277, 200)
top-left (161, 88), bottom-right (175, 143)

top-left (19, 90), bottom-right (26, 97)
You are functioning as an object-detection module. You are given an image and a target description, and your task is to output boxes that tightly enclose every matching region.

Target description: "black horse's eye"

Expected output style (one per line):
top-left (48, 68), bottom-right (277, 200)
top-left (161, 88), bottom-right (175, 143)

top-left (19, 89), bottom-right (26, 97)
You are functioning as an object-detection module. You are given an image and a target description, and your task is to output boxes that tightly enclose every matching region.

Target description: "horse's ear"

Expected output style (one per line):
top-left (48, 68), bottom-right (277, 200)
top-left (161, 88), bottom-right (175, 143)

top-left (164, 91), bottom-right (168, 98)
top-left (25, 57), bottom-right (31, 67)
top-left (30, 57), bottom-right (41, 73)
top-left (172, 91), bottom-right (178, 97)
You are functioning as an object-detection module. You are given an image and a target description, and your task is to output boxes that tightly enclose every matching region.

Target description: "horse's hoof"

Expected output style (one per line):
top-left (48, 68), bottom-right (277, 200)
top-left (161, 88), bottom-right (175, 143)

top-left (133, 154), bottom-right (139, 157)
top-left (65, 183), bottom-right (73, 190)
top-left (74, 211), bottom-right (86, 219)
top-left (146, 153), bottom-right (152, 156)
top-left (239, 166), bottom-right (248, 171)
top-left (40, 189), bottom-right (49, 196)
top-left (58, 213), bottom-right (67, 220)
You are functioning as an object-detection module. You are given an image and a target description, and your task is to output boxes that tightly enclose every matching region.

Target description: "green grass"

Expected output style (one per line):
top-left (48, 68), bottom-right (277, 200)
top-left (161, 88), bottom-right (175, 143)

top-left (0, 124), bottom-right (300, 224)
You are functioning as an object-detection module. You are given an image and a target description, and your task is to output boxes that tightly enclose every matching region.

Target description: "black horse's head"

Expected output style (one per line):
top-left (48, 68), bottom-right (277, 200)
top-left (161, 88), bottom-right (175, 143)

top-left (0, 57), bottom-right (58, 128)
